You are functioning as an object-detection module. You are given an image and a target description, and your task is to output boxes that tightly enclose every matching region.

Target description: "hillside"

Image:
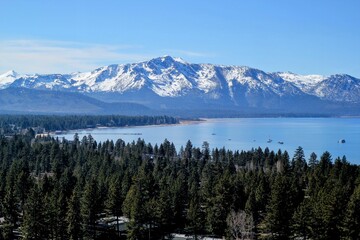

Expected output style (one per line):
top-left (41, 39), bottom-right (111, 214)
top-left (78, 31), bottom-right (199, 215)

top-left (1, 56), bottom-right (360, 116)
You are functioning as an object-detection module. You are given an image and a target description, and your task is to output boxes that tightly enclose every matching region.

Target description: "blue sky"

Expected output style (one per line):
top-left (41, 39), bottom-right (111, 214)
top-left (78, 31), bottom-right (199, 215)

top-left (1, 0), bottom-right (359, 76)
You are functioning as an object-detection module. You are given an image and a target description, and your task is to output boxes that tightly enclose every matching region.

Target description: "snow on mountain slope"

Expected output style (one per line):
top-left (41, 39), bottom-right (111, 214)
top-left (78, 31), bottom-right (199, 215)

top-left (312, 74), bottom-right (360, 102)
top-left (71, 64), bottom-right (146, 92)
top-left (0, 70), bottom-right (19, 89)
top-left (11, 74), bottom-right (74, 91)
top-left (277, 72), bottom-right (360, 103)
top-left (140, 56), bottom-right (195, 96)
top-left (3, 56), bottom-right (360, 104)
top-left (194, 64), bottom-right (219, 92)
top-left (73, 56), bottom-right (221, 97)
top-left (223, 67), bottom-right (303, 96)
top-left (277, 72), bottom-right (325, 92)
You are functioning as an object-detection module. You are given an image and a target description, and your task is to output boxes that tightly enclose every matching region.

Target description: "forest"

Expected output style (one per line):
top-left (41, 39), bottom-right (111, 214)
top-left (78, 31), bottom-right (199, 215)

top-left (0, 115), bottom-right (179, 134)
top-left (0, 131), bottom-right (359, 240)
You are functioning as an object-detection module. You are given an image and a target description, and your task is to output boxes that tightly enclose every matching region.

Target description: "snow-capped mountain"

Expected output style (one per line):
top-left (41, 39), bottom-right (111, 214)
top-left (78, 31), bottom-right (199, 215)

top-left (276, 72), bottom-right (325, 92)
top-left (2, 56), bottom-right (360, 115)
top-left (274, 72), bottom-right (360, 103)
top-left (312, 74), bottom-right (360, 103)
top-left (0, 70), bottom-right (19, 89)
top-left (10, 73), bottom-right (74, 91)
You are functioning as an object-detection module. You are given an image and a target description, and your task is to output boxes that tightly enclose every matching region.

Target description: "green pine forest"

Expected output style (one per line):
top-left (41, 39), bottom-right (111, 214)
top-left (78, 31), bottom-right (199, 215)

top-left (0, 127), bottom-right (360, 239)
top-left (0, 115), bottom-right (179, 133)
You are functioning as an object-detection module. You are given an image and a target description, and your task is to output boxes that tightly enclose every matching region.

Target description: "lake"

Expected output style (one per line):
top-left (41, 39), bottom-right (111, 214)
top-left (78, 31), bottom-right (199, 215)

top-left (56, 118), bottom-right (360, 164)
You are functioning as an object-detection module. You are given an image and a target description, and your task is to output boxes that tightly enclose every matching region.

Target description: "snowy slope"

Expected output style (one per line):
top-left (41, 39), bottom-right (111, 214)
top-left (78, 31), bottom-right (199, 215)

top-left (277, 72), bottom-right (360, 102)
top-left (312, 74), bottom-right (360, 102)
top-left (3, 56), bottom-right (360, 105)
top-left (276, 72), bottom-right (325, 92)
top-left (71, 56), bottom-right (223, 97)
top-left (0, 70), bottom-right (19, 89)
top-left (11, 74), bottom-right (75, 90)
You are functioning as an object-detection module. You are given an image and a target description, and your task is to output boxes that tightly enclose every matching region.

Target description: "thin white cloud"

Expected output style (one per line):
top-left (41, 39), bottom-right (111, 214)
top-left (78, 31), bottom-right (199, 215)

top-left (0, 39), bottom-right (151, 74)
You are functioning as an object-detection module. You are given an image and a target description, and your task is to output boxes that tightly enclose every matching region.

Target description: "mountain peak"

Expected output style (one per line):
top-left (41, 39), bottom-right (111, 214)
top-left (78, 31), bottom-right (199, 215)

top-left (153, 55), bottom-right (175, 62)
top-left (1, 70), bottom-right (18, 78)
top-left (148, 55), bottom-right (188, 65)
top-left (2, 57), bottom-right (360, 105)
top-left (328, 74), bottom-right (354, 79)
top-left (161, 55), bottom-right (173, 59)
top-left (173, 57), bottom-right (187, 64)
top-left (0, 70), bottom-right (20, 89)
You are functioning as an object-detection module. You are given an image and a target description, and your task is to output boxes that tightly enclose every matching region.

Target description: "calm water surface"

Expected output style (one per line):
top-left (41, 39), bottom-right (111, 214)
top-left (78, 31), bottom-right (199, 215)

top-left (56, 118), bottom-right (360, 164)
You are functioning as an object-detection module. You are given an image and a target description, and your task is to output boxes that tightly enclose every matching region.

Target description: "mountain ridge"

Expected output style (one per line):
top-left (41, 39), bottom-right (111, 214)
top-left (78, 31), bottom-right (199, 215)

top-left (1, 56), bottom-right (359, 116)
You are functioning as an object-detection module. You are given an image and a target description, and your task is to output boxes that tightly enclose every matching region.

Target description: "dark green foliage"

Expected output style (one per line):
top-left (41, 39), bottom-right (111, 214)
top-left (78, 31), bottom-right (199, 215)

top-left (343, 184), bottom-right (360, 239)
top-left (291, 198), bottom-right (312, 240)
top-left (106, 174), bottom-right (123, 236)
top-left (2, 160), bottom-right (21, 239)
top-left (22, 184), bottom-right (48, 239)
top-left (0, 114), bottom-right (179, 133)
top-left (66, 186), bottom-right (82, 240)
top-left (205, 172), bottom-right (234, 236)
top-left (265, 174), bottom-right (293, 239)
top-left (186, 183), bottom-right (204, 238)
top-left (81, 177), bottom-right (101, 239)
top-left (0, 128), bottom-right (359, 239)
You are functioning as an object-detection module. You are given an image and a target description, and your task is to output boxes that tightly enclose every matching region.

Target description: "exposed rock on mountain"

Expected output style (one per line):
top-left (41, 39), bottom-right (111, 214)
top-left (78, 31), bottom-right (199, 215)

top-left (1, 56), bottom-right (359, 115)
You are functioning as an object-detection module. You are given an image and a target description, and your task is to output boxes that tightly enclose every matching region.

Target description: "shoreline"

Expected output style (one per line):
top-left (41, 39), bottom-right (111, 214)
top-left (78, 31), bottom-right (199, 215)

top-left (51, 119), bottom-right (205, 135)
top-left (50, 115), bottom-right (360, 135)
top-left (49, 118), bottom-right (360, 162)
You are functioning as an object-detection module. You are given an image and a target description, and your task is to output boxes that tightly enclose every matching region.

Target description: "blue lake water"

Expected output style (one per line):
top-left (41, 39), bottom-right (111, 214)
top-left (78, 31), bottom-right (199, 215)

top-left (56, 118), bottom-right (360, 164)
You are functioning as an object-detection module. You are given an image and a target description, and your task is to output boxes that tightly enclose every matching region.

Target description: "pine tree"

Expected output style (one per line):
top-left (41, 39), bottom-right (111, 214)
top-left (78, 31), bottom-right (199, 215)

top-left (311, 180), bottom-right (345, 239)
top-left (342, 184), bottom-right (360, 239)
top-left (22, 184), bottom-right (48, 240)
top-left (265, 174), bottom-right (292, 239)
top-left (186, 194), bottom-right (204, 239)
top-left (292, 146), bottom-right (307, 174)
top-left (255, 172), bottom-right (270, 214)
top-left (52, 186), bottom-right (68, 239)
top-left (154, 177), bottom-right (173, 235)
top-left (122, 186), bottom-right (144, 240)
top-left (2, 169), bottom-right (19, 239)
top-left (308, 152), bottom-right (318, 169)
top-left (206, 172), bottom-right (233, 236)
top-left (66, 186), bottom-right (82, 240)
top-left (171, 170), bottom-right (187, 228)
top-left (122, 164), bottom-right (155, 240)
top-left (106, 174), bottom-right (123, 236)
top-left (15, 158), bottom-right (32, 217)
top-left (245, 190), bottom-right (259, 237)
top-left (81, 177), bottom-right (100, 239)
top-left (186, 180), bottom-right (204, 239)
top-left (291, 199), bottom-right (312, 240)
